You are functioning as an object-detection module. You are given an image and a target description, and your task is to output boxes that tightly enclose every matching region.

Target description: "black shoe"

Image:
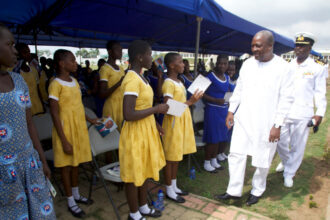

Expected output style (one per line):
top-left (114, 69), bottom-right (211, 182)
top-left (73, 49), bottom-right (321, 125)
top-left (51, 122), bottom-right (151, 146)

top-left (216, 166), bottom-right (224, 170)
top-left (74, 196), bottom-right (94, 205)
top-left (176, 190), bottom-right (189, 196)
top-left (246, 194), bottom-right (260, 206)
top-left (204, 168), bottom-right (218, 173)
top-left (141, 208), bottom-right (162, 218)
top-left (214, 193), bottom-right (240, 201)
top-left (166, 194), bottom-right (186, 203)
top-left (68, 205), bottom-right (86, 218)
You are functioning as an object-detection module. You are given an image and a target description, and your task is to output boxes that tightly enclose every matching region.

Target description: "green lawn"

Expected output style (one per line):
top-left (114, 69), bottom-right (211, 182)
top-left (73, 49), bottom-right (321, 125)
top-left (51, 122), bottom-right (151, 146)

top-left (172, 84), bottom-right (330, 220)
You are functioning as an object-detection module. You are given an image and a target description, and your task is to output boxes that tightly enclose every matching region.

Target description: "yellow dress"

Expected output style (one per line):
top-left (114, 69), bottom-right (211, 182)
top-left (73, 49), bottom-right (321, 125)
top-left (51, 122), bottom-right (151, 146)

top-left (48, 77), bottom-right (92, 168)
top-left (20, 65), bottom-right (44, 115)
top-left (100, 63), bottom-right (125, 131)
top-left (38, 70), bottom-right (48, 103)
top-left (119, 70), bottom-right (166, 186)
top-left (162, 78), bottom-right (196, 161)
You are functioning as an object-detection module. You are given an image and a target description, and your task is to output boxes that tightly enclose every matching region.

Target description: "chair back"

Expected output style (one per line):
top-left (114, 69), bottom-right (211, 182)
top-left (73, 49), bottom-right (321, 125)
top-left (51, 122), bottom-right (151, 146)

top-left (84, 107), bottom-right (97, 128)
top-left (32, 113), bottom-right (53, 141)
top-left (192, 100), bottom-right (205, 123)
top-left (88, 125), bottom-right (120, 156)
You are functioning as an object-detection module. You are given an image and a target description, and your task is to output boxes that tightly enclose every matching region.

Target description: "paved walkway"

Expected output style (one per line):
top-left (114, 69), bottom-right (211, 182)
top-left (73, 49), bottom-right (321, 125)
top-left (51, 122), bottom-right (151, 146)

top-left (54, 177), bottom-right (271, 220)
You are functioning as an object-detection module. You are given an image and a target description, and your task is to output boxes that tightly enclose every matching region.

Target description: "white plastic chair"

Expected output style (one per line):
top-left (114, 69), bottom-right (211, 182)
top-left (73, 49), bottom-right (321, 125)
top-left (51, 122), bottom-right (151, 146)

top-left (32, 113), bottom-right (64, 195)
top-left (187, 100), bottom-right (206, 173)
top-left (88, 125), bottom-right (121, 220)
top-left (32, 113), bottom-right (54, 161)
top-left (84, 107), bottom-right (97, 128)
top-left (32, 113), bottom-right (53, 141)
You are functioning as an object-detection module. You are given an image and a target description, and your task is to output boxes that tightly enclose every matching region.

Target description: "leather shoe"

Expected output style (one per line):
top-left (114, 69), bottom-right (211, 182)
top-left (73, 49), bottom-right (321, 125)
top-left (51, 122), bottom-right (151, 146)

top-left (176, 190), bottom-right (189, 196)
top-left (214, 193), bottom-right (240, 200)
top-left (166, 194), bottom-right (185, 203)
top-left (246, 194), bottom-right (260, 206)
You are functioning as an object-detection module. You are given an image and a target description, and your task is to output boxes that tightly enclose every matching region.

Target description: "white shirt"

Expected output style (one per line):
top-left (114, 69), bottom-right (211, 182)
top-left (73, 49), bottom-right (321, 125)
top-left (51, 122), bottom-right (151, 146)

top-left (228, 55), bottom-right (294, 167)
top-left (287, 57), bottom-right (327, 119)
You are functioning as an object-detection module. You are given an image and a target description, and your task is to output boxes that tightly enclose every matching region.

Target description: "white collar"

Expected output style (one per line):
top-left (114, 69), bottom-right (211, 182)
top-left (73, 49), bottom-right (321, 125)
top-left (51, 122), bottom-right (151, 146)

top-left (55, 77), bottom-right (76, 87)
top-left (129, 70), bottom-right (149, 85)
top-left (211, 72), bottom-right (227, 83)
top-left (105, 63), bottom-right (121, 72)
top-left (165, 78), bottom-right (184, 87)
top-left (293, 57), bottom-right (312, 67)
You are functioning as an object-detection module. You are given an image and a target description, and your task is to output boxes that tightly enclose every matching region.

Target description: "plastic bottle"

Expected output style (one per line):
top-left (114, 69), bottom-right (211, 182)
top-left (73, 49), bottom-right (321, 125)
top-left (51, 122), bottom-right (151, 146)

top-left (154, 189), bottom-right (164, 211)
top-left (189, 166), bottom-right (196, 180)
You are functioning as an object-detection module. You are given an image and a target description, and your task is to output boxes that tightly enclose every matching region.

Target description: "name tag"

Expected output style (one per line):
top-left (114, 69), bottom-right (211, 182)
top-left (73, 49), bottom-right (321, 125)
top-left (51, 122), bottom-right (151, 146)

top-left (302, 72), bottom-right (314, 78)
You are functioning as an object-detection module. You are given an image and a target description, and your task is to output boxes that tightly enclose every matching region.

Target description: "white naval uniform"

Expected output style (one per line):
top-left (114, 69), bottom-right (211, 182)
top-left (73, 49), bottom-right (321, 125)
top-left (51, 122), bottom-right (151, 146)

top-left (277, 57), bottom-right (327, 179)
top-left (226, 55), bottom-right (294, 197)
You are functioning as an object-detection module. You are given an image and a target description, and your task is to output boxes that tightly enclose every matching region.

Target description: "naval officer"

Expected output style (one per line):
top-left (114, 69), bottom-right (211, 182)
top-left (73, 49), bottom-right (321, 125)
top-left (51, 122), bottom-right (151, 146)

top-left (275, 32), bottom-right (327, 187)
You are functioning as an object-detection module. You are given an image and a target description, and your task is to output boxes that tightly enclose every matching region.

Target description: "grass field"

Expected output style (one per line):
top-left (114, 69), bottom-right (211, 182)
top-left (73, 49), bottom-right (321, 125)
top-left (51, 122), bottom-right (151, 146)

top-left (169, 79), bottom-right (330, 220)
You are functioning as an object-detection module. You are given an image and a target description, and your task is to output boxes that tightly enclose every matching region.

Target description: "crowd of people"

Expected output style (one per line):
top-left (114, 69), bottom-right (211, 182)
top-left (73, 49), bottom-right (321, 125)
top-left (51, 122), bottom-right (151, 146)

top-left (0, 20), bottom-right (328, 220)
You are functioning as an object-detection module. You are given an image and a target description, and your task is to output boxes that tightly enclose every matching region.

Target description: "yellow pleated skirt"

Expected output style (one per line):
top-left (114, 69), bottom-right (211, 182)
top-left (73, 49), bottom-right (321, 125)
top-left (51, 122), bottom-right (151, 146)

top-left (119, 115), bottom-right (166, 186)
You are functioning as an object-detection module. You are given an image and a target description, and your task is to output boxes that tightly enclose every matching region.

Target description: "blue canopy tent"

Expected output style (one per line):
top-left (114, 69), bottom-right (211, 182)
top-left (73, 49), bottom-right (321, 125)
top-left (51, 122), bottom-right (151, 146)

top-left (1, 0), bottom-right (297, 74)
top-left (2, 0), bottom-right (295, 53)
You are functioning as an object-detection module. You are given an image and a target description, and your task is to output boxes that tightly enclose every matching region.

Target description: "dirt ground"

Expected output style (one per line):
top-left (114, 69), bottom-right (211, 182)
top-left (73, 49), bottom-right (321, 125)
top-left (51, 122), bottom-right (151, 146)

top-left (287, 125), bottom-right (330, 220)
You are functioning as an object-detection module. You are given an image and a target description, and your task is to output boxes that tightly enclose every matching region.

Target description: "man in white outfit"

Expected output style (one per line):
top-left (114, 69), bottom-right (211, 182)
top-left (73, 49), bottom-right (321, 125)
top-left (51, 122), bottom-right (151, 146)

top-left (216, 30), bottom-right (294, 206)
top-left (275, 32), bottom-right (327, 188)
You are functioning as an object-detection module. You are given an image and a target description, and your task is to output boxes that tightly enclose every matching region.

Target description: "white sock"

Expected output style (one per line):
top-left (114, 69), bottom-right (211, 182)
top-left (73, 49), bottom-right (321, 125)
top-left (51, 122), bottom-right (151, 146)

top-left (72, 186), bottom-right (80, 200)
top-left (139, 203), bottom-right (154, 214)
top-left (204, 160), bottom-right (215, 171)
top-left (166, 185), bottom-right (177, 199)
top-left (67, 196), bottom-right (77, 207)
top-left (171, 179), bottom-right (182, 194)
top-left (211, 158), bottom-right (221, 168)
top-left (217, 153), bottom-right (225, 161)
top-left (130, 211), bottom-right (142, 220)
top-left (222, 153), bottom-right (228, 159)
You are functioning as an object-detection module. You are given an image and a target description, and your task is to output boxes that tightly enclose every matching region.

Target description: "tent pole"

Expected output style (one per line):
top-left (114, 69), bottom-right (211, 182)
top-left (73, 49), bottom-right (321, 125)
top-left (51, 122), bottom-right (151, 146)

top-left (33, 28), bottom-right (38, 55)
top-left (193, 16), bottom-right (202, 77)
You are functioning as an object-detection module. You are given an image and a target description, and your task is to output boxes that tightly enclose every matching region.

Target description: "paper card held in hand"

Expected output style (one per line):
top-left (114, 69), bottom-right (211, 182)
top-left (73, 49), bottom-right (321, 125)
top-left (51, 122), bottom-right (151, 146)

top-left (47, 178), bottom-right (57, 198)
top-left (166, 99), bottom-right (188, 117)
top-left (224, 92), bottom-right (233, 103)
top-left (187, 74), bottom-right (211, 94)
top-left (95, 116), bottom-right (117, 137)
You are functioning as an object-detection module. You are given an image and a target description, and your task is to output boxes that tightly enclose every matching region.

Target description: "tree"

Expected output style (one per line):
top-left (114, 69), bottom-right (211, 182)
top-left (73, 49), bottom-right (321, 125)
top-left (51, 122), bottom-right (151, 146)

top-left (37, 49), bottom-right (51, 58)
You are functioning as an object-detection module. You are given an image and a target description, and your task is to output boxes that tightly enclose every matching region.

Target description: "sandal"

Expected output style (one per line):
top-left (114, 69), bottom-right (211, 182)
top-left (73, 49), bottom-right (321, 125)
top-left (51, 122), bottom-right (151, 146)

top-left (68, 205), bottom-right (85, 218)
top-left (141, 208), bottom-right (162, 218)
top-left (75, 195), bottom-right (94, 205)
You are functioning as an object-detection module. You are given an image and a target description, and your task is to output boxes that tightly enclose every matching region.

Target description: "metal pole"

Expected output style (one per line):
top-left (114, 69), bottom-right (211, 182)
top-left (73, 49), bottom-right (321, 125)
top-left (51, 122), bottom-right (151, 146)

top-left (33, 28), bottom-right (38, 55)
top-left (193, 16), bottom-right (203, 77)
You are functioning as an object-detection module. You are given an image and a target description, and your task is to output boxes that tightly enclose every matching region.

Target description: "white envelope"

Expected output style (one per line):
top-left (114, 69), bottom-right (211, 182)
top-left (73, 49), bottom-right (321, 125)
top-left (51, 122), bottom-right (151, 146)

top-left (187, 74), bottom-right (211, 94)
top-left (166, 99), bottom-right (188, 117)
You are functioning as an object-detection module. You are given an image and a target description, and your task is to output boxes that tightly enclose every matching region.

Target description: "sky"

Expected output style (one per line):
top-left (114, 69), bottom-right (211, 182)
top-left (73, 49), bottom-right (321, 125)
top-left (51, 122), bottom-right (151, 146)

top-left (216, 0), bottom-right (330, 50)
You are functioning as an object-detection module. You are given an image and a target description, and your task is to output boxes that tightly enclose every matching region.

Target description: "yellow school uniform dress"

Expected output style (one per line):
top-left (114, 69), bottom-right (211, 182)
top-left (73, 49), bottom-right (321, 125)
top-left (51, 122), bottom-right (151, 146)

top-left (48, 77), bottom-right (92, 168)
top-left (38, 70), bottom-right (48, 103)
top-left (20, 65), bottom-right (44, 115)
top-left (100, 63), bottom-right (125, 131)
top-left (119, 70), bottom-right (166, 186)
top-left (162, 78), bottom-right (196, 161)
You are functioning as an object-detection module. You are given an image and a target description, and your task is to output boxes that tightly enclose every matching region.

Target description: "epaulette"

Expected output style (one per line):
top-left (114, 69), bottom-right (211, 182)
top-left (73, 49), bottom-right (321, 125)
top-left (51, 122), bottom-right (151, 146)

top-left (314, 59), bottom-right (325, 66)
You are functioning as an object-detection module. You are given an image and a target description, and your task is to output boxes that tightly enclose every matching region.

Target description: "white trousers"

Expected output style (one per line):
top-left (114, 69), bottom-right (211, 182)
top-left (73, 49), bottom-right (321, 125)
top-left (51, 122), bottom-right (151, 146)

top-left (276, 119), bottom-right (310, 178)
top-left (226, 153), bottom-right (270, 197)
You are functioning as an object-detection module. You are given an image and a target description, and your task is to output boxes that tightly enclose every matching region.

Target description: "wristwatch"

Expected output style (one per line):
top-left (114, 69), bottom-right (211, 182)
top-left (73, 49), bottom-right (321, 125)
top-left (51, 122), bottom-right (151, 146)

top-left (274, 124), bottom-right (281, 129)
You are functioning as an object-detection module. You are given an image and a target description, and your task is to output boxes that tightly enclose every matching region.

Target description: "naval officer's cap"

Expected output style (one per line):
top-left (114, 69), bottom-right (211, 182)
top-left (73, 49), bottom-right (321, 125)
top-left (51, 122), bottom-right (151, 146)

top-left (295, 32), bottom-right (315, 46)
